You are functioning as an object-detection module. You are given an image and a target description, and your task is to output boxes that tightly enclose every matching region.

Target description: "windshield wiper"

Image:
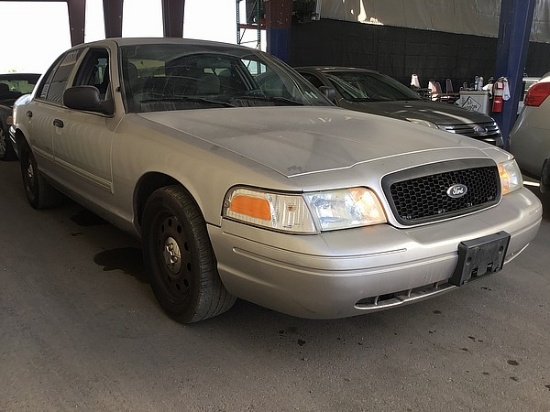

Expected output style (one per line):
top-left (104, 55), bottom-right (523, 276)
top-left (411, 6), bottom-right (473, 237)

top-left (140, 96), bottom-right (235, 108)
top-left (349, 97), bottom-right (374, 102)
top-left (350, 95), bottom-right (394, 102)
top-left (231, 95), bottom-right (304, 106)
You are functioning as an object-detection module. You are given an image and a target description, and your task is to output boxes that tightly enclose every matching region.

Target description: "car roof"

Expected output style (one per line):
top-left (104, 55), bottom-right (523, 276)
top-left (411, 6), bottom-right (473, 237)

top-left (69, 37), bottom-right (255, 52)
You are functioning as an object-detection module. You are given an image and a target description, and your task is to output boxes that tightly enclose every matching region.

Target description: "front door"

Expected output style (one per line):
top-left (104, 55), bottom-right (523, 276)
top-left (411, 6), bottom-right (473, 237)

top-left (51, 48), bottom-right (117, 196)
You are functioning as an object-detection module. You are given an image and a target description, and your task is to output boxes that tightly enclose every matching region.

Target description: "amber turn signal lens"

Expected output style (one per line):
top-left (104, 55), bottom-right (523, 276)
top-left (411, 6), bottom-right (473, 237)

top-left (229, 195), bottom-right (271, 221)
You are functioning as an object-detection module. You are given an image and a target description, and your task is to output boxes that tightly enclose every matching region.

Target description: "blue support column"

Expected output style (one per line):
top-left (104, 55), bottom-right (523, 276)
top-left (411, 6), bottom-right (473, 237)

top-left (492, 0), bottom-right (536, 149)
top-left (265, 0), bottom-right (292, 62)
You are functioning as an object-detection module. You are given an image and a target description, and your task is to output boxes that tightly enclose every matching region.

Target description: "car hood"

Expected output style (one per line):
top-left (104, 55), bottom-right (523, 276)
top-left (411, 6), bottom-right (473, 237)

top-left (138, 106), bottom-right (488, 178)
top-left (0, 99), bottom-right (16, 109)
top-left (339, 99), bottom-right (492, 126)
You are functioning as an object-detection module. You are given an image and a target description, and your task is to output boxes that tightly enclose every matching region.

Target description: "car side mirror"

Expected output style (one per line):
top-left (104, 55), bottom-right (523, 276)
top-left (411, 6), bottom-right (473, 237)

top-left (63, 86), bottom-right (113, 115)
top-left (319, 85), bottom-right (337, 104)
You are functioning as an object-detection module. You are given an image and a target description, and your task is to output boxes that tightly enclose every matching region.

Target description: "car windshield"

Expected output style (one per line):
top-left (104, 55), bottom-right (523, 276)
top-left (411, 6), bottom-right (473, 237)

top-left (325, 71), bottom-right (423, 102)
top-left (0, 74), bottom-right (40, 102)
top-left (120, 44), bottom-right (331, 113)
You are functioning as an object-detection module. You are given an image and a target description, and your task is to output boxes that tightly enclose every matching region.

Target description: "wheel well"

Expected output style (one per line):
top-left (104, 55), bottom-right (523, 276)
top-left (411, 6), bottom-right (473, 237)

top-left (13, 128), bottom-right (27, 146)
top-left (134, 172), bottom-right (180, 228)
top-left (12, 128), bottom-right (30, 154)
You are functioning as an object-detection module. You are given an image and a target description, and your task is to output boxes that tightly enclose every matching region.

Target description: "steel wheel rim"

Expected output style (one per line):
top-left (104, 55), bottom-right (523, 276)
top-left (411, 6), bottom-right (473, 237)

top-left (155, 214), bottom-right (192, 302)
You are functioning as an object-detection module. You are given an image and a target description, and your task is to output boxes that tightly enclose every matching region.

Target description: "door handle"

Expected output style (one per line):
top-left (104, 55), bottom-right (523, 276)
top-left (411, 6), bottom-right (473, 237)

top-left (53, 119), bottom-right (64, 128)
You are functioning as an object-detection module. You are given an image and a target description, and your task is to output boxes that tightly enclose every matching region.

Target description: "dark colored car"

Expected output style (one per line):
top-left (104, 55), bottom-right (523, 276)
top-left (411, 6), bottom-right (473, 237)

top-left (0, 73), bottom-right (41, 160)
top-left (295, 67), bottom-right (503, 147)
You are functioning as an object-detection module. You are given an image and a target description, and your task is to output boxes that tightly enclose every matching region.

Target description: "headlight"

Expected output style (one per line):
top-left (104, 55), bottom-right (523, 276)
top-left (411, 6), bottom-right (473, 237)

top-left (224, 187), bottom-right (387, 233)
top-left (303, 188), bottom-right (387, 231)
top-left (406, 118), bottom-right (439, 129)
top-left (498, 159), bottom-right (523, 195)
top-left (224, 187), bottom-right (316, 233)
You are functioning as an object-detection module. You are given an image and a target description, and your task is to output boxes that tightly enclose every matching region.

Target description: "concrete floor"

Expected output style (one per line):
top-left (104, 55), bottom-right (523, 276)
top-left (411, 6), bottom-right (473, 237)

top-left (1, 159), bottom-right (549, 412)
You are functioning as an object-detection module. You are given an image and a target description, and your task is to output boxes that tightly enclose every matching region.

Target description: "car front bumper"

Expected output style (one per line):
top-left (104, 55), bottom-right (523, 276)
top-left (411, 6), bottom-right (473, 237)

top-left (208, 187), bottom-right (542, 319)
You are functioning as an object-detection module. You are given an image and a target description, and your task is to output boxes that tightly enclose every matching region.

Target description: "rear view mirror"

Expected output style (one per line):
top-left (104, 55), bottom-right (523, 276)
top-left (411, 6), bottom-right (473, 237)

top-left (319, 85), bottom-right (337, 103)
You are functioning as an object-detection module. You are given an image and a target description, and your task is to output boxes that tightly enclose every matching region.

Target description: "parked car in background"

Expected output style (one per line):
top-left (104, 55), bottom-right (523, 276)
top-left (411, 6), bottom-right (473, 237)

top-left (517, 75), bottom-right (541, 114)
top-left (0, 73), bottom-right (40, 160)
top-left (510, 72), bottom-right (550, 191)
top-left (295, 67), bottom-right (503, 147)
top-left (10, 38), bottom-right (542, 323)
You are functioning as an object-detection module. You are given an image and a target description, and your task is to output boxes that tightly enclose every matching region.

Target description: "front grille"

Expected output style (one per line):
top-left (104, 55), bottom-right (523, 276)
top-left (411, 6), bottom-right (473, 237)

top-left (382, 160), bottom-right (500, 225)
top-left (439, 121), bottom-right (502, 146)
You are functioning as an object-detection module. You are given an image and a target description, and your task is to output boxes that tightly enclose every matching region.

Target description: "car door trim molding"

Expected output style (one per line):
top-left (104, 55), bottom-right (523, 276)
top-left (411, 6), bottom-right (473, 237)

top-left (54, 156), bottom-right (113, 192)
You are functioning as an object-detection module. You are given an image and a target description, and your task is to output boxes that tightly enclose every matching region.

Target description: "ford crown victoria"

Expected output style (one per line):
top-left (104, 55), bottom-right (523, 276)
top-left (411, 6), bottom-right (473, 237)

top-left (10, 38), bottom-right (542, 323)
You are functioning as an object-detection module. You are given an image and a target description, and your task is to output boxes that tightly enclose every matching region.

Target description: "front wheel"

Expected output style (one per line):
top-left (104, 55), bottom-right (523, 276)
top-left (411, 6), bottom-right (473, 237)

top-left (142, 186), bottom-right (236, 323)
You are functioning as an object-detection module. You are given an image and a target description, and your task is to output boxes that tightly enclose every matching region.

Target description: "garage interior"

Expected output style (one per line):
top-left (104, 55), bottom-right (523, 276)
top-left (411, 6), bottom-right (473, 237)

top-left (4, 0), bottom-right (548, 146)
top-left (1, 1), bottom-right (549, 411)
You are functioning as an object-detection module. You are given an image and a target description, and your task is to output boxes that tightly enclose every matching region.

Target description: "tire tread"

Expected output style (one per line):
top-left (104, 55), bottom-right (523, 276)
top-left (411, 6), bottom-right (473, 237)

top-left (143, 186), bottom-right (235, 323)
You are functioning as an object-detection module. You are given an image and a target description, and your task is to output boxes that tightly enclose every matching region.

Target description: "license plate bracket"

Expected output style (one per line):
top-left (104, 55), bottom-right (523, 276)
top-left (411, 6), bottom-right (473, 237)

top-left (450, 231), bottom-right (510, 287)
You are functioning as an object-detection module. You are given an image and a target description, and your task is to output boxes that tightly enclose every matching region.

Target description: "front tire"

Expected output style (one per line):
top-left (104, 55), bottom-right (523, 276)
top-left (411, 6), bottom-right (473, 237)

top-left (142, 186), bottom-right (236, 323)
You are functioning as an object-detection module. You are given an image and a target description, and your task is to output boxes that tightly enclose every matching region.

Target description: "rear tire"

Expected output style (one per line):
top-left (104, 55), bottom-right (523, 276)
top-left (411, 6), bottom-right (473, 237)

top-left (19, 140), bottom-right (62, 209)
top-left (142, 186), bottom-right (236, 323)
top-left (0, 124), bottom-right (16, 161)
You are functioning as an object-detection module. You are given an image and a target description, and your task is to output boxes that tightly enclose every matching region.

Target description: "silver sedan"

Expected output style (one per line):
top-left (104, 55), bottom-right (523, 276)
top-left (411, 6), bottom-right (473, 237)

top-left (510, 72), bottom-right (550, 191)
top-left (10, 38), bottom-right (542, 323)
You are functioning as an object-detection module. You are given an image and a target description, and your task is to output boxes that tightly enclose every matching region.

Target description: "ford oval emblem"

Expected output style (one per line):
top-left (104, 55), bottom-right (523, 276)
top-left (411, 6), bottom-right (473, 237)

top-left (447, 184), bottom-right (468, 198)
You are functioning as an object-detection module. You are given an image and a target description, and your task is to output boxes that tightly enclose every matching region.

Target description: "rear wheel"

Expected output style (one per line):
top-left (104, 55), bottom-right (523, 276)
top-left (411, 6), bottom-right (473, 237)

top-left (0, 124), bottom-right (16, 161)
top-left (142, 186), bottom-right (236, 323)
top-left (19, 140), bottom-right (61, 209)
